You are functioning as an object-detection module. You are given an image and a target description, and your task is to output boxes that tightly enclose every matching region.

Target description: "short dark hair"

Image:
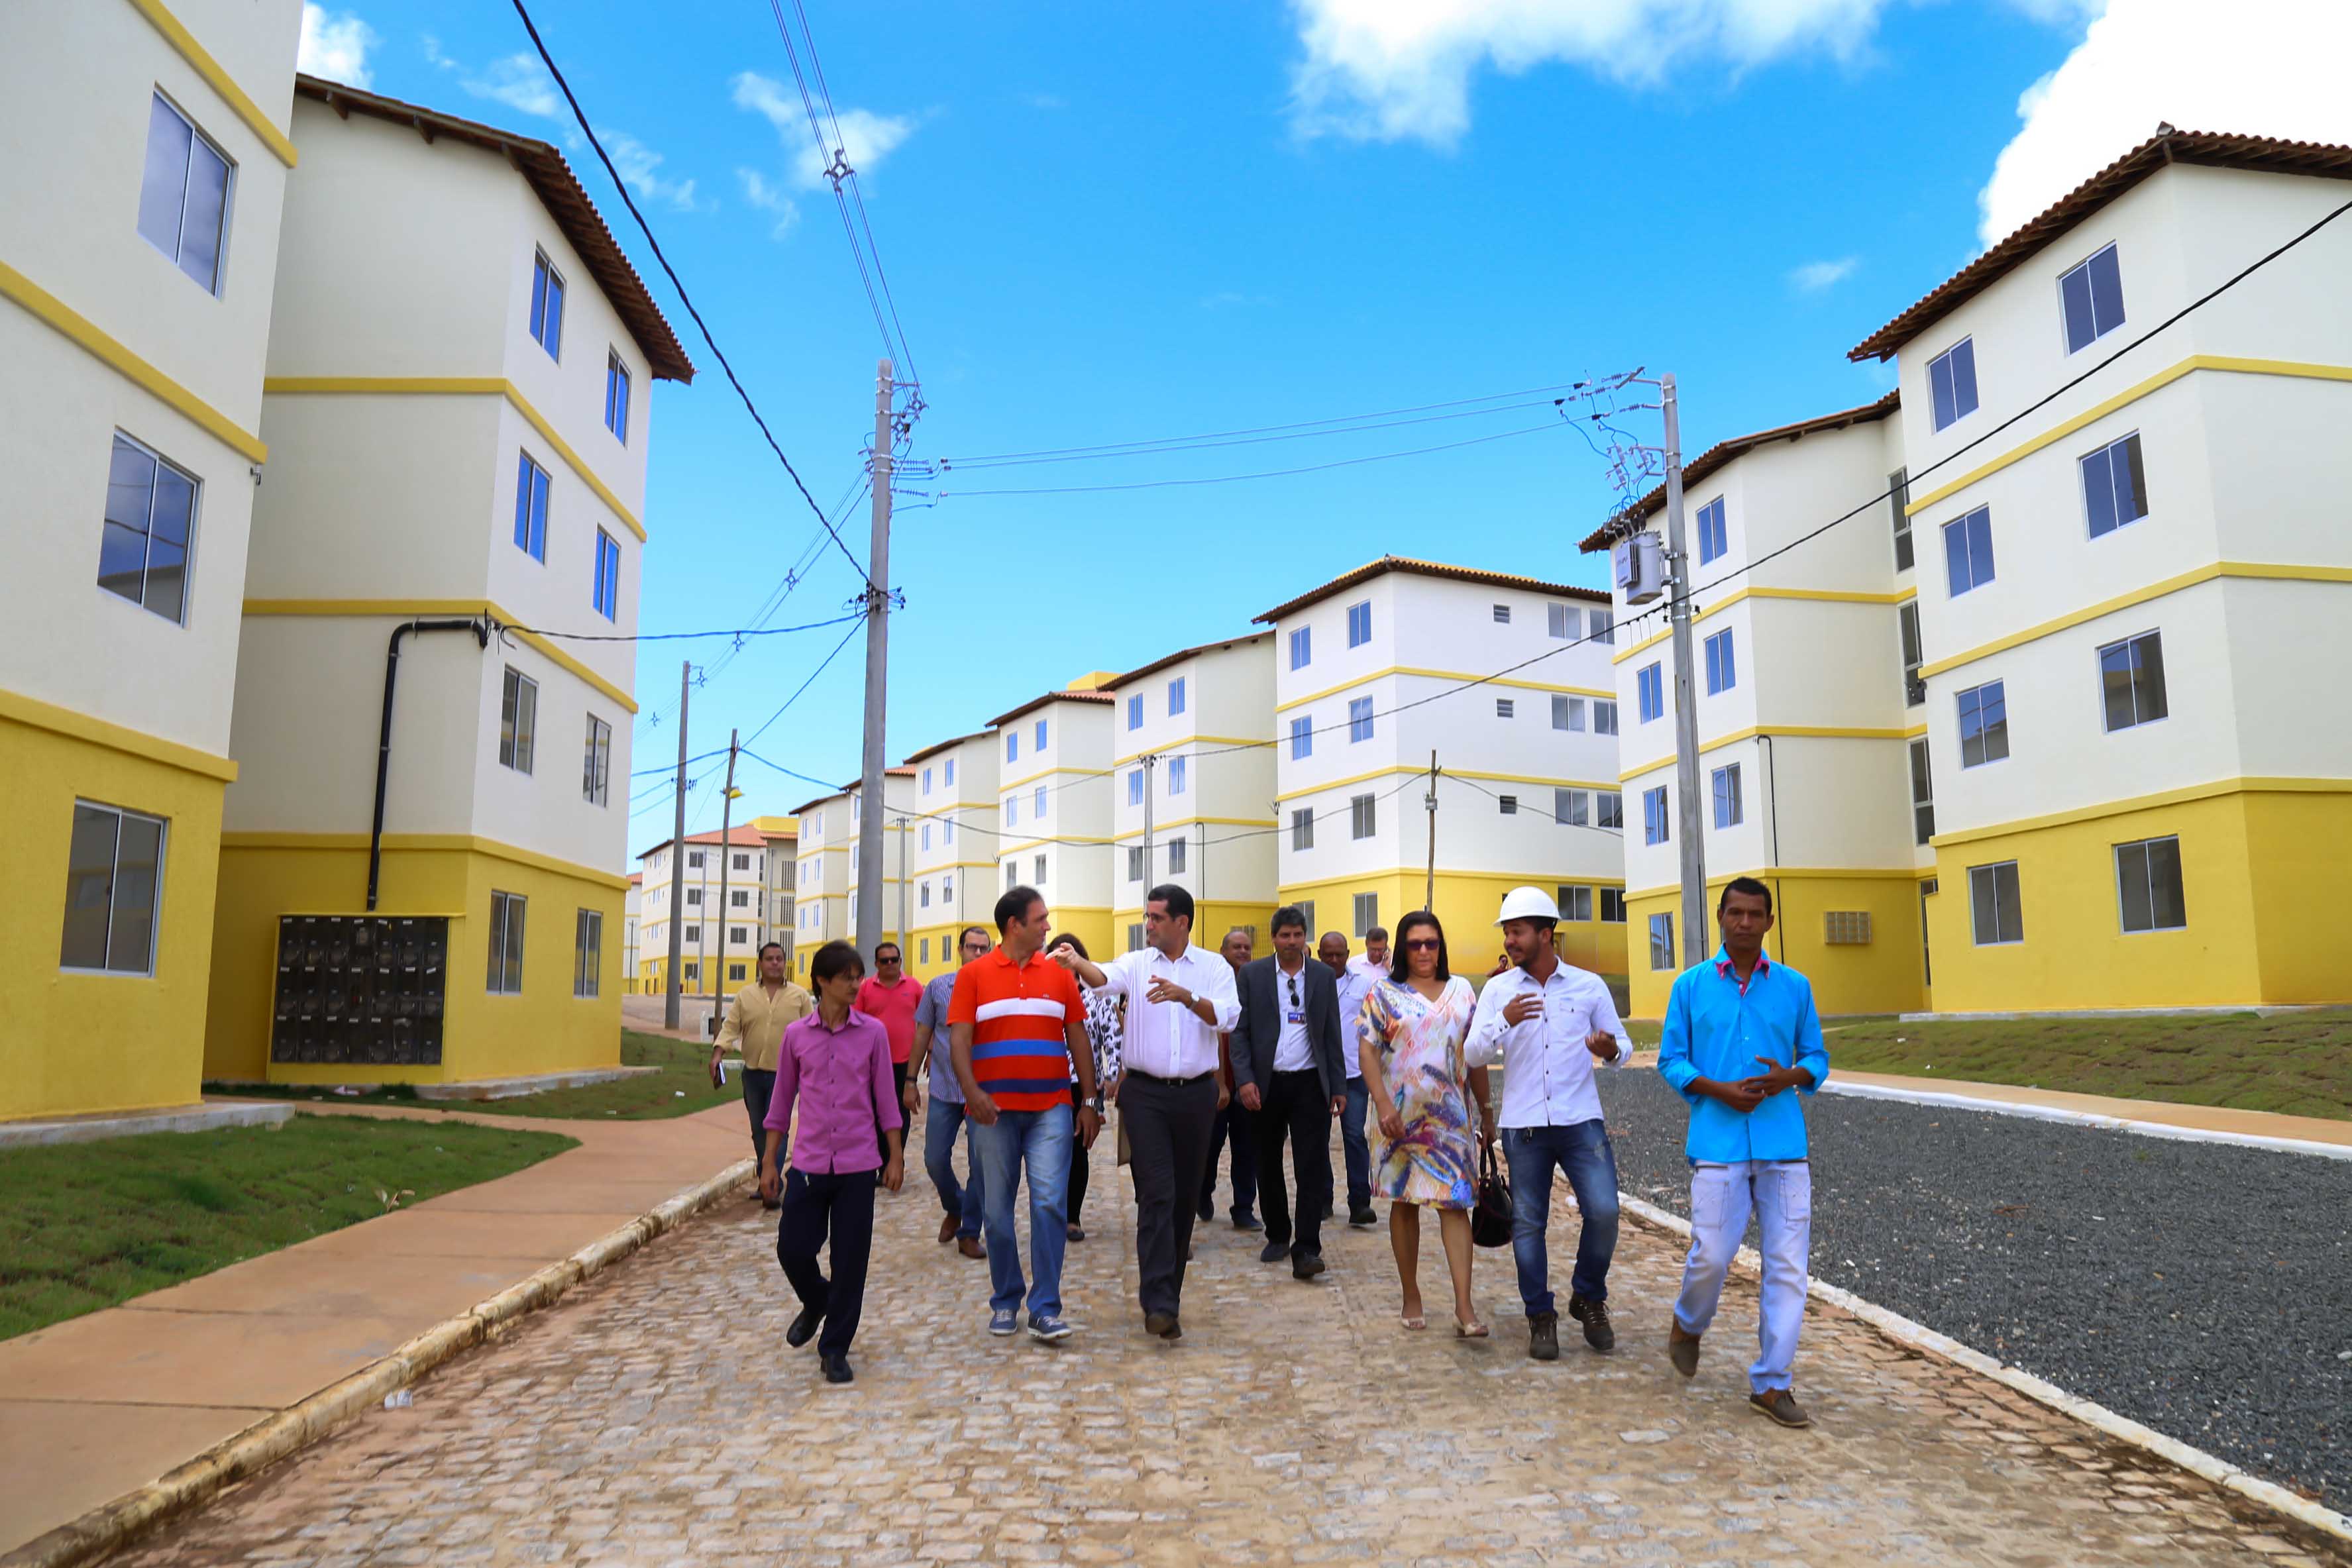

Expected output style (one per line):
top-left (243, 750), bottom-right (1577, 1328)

top-left (757, 941), bottom-right (784, 961)
top-left (1146, 883), bottom-right (1195, 930)
top-left (1719, 876), bottom-right (1774, 914)
top-left (1046, 931), bottom-right (1091, 961)
top-left (958, 925), bottom-right (991, 949)
top-left (994, 884), bottom-right (1044, 934)
top-left (1387, 911), bottom-right (1450, 983)
top-left (1365, 925), bottom-right (1390, 943)
top-left (1270, 904), bottom-right (1308, 936)
top-left (874, 941), bottom-right (902, 963)
top-left (810, 939), bottom-right (865, 987)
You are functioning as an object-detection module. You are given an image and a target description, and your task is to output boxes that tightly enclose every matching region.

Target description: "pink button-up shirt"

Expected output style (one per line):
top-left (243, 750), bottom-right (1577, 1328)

top-left (764, 1010), bottom-right (902, 1175)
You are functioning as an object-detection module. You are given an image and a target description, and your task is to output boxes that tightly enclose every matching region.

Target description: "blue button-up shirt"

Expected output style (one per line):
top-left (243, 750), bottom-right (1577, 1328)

top-left (1656, 949), bottom-right (1830, 1163)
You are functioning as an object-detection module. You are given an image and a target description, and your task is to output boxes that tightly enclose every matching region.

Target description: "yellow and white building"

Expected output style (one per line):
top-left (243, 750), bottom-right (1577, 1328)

top-left (203, 78), bottom-right (694, 1084)
top-left (635, 825), bottom-right (776, 996)
top-left (987, 686), bottom-right (1118, 960)
top-left (1104, 634), bottom-right (1280, 953)
top-left (1258, 558), bottom-right (1629, 981)
top-left (904, 733), bottom-right (998, 980)
top-left (753, 813), bottom-right (799, 973)
top-left (787, 773), bottom-right (914, 978)
top-left (1, 0), bottom-right (302, 1120)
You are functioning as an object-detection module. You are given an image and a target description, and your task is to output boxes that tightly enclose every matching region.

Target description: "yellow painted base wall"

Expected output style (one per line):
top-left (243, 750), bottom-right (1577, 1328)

top-left (207, 841), bottom-right (623, 1084)
top-left (1623, 872), bottom-right (1927, 1021)
top-left (1273, 870), bottom-right (1629, 988)
top-left (1927, 788), bottom-right (2349, 1013)
top-left (0, 716), bottom-right (227, 1121)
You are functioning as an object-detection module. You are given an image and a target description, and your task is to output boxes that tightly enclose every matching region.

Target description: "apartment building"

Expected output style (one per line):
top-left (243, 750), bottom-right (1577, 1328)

top-left (623, 873), bottom-right (642, 990)
top-left (635, 826), bottom-right (773, 996)
top-left (987, 686), bottom-right (1118, 959)
top-left (904, 733), bottom-right (998, 979)
top-left (1848, 129), bottom-right (2352, 1014)
top-left (1, 0), bottom-right (302, 1120)
top-left (788, 773), bottom-right (914, 978)
top-left (1103, 633), bottom-right (1280, 954)
top-left (203, 78), bottom-right (693, 1085)
top-left (751, 813), bottom-right (798, 972)
top-left (1257, 558), bottom-right (1628, 980)
top-left (1584, 397), bottom-right (1928, 1020)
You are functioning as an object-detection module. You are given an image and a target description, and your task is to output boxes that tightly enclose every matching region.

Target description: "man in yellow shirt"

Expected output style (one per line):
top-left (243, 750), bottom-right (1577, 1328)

top-left (712, 942), bottom-right (815, 1208)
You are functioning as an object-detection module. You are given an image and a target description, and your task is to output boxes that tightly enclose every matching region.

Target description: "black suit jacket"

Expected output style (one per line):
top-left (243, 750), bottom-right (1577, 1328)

top-left (1234, 955), bottom-right (1347, 1100)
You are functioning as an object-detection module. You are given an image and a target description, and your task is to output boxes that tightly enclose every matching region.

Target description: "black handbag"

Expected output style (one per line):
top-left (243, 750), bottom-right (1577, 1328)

top-left (1471, 1139), bottom-right (1513, 1249)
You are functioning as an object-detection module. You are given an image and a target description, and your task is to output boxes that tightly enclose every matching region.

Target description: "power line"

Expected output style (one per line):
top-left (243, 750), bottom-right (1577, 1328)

top-left (942, 422), bottom-right (1564, 497)
top-left (505, 0), bottom-right (873, 590)
top-left (938, 397), bottom-right (1570, 470)
top-left (501, 609), bottom-right (865, 645)
top-left (743, 615), bottom-right (867, 749)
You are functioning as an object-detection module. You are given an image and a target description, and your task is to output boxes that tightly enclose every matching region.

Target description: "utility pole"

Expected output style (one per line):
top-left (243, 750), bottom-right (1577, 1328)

top-left (1660, 374), bottom-right (1709, 970)
top-left (662, 660), bottom-right (690, 1029)
top-left (894, 814), bottom-right (909, 956)
top-left (709, 730), bottom-right (739, 1039)
top-left (855, 356), bottom-right (894, 959)
top-left (1422, 750), bottom-right (1440, 912)
top-left (1141, 753), bottom-right (1157, 904)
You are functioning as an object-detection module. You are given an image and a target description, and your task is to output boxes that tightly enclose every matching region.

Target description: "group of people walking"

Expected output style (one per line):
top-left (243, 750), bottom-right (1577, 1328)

top-left (712, 874), bottom-right (1828, 1430)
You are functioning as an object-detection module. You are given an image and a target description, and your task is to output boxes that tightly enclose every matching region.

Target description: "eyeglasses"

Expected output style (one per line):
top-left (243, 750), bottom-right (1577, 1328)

top-left (1403, 937), bottom-right (1441, 952)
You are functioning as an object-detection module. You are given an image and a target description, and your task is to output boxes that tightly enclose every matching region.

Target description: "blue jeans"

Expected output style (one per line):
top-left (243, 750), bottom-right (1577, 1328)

top-left (924, 1096), bottom-right (985, 1239)
top-left (1675, 1160), bottom-right (1812, 1393)
top-left (973, 1102), bottom-right (1073, 1321)
top-left (1339, 1076), bottom-right (1372, 1214)
top-left (1503, 1120), bottom-right (1621, 1317)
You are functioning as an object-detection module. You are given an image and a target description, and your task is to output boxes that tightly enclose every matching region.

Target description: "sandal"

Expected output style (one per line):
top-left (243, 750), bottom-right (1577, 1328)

top-left (1454, 1318), bottom-right (1490, 1339)
top-left (1400, 1314), bottom-right (1427, 1331)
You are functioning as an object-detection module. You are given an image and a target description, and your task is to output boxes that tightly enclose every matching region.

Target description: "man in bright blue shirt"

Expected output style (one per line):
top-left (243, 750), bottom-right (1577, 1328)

top-left (1655, 877), bottom-right (1830, 1430)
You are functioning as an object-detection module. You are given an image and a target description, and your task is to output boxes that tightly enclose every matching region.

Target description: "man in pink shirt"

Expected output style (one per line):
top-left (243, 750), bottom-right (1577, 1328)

top-left (855, 941), bottom-right (924, 1161)
top-left (761, 939), bottom-right (904, 1386)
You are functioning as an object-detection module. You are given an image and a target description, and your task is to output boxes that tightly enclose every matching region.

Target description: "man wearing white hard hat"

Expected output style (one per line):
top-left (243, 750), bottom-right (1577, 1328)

top-left (1464, 885), bottom-right (1632, 1362)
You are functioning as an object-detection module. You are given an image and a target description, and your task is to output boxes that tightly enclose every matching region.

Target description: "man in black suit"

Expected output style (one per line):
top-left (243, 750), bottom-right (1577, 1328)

top-left (1232, 904), bottom-right (1348, 1281)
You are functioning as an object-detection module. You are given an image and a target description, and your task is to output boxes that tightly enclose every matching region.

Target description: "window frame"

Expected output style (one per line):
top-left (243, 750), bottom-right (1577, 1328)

top-left (1289, 625), bottom-right (1311, 670)
top-left (1941, 505), bottom-right (1995, 597)
top-left (1346, 600), bottom-right (1372, 648)
top-left (58, 800), bottom-right (167, 976)
top-left (1600, 888), bottom-right (1627, 923)
top-left (592, 528), bottom-right (621, 620)
top-left (1703, 628), bottom-right (1735, 695)
top-left (2081, 431), bottom-right (2150, 540)
top-left (137, 91), bottom-right (235, 295)
top-left (2098, 629), bottom-right (2168, 733)
top-left (500, 667), bottom-right (539, 774)
top-left (1642, 785), bottom-right (1669, 846)
top-left (2059, 241), bottom-right (2127, 354)
top-left (1289, 716), bottom-right (1312, 760)
top-left (1955, 678), bottom-right (2008, 769)
top-left (1597, 790), bottom-right (1623, 830)
top-left (1909, 736), bottom-right (1935, 846)
top-left (1593, 700), bottom-right (1619, 737)
top-left (1348, 697), bottom-right (1374, 743)
top-left (530, 250), bottom-right (566, 359)
top-left (1695, 496), bottom-right (1728, 565)
top-left (1352, 891), bottom-right (1379, 939)
top-left (1167, 755), bottom-right (1187, 796)
top-left (1350, 792), bottom-right (1376, 841)
top-left (2114, 835), bottom-right (2186, 934)
top-left (604, 352), bottom-right (631, 442)
top-left (1889, 468), bottom-right (1913, 571)
top-left (99, 431), bottom-right (201, 625)
top-left (488, 889), bottom-right (528, 994)
top-left (574, 908), bottom-right (603, 997)
top-left (1552, 694), bottom-right (1584, 732)
top-left (1495, 698), bottom-right (1515, 719)
top-left (1126, 694), bottom-right (1144, 731)
top-left (1899, 601), bottom-right (1924, 707)
top-left (1711, 762), bottom-right (1742, 829)
top-left (513, 450), bottom-right (551, 562)
top-left (1968, 861), bottom-right (2024, 946)
top-left (1291, 807), bottom-right (1314, 851)
top-left (582, 713), bottom-right (612, 805)
top-left (1589, 607), bottom-right (1615, 645)
top-left (1555, 787), bottom-right (1588, 827)
top-left (1647, 912), bottom-right (1676, 971)
top-left (1636, 663), bottom-right (1664, 724)
top-left (1928, 337), bottom-right (1979, 432)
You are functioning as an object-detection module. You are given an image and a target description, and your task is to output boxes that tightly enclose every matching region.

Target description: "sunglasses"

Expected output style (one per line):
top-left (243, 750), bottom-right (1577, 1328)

top-left (1403, 937), bottom-right (1441, 952)
top-left (1287, 975), bottom-right (1301, 1006)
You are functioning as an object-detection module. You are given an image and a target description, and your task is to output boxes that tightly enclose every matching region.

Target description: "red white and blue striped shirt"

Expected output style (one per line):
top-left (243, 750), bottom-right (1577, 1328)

top-left (947, 948), bottom-right (1082, 1114)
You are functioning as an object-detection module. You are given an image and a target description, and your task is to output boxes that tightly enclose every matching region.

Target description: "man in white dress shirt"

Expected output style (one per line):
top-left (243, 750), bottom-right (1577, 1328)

top-left (1464, 886), bottom-right (1633, 1362)
top-left (1320, 931), bottom-right (1379, 1227)
top-left (1053, 884), bottom-right (1240, 1341)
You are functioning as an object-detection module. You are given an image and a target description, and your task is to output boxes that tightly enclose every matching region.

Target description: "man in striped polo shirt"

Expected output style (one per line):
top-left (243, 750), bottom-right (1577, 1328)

top-left (949, 884), bottom-right (1102, 1342)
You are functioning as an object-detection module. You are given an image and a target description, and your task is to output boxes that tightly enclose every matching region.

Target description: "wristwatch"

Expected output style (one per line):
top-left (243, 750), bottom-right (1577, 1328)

top-left (1091, 1092), bottom-right (1106, 1114)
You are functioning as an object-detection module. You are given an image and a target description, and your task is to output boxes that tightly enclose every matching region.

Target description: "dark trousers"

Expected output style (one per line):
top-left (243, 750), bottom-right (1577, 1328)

top-left (775, 1167), bottom-right (877, 1357)
top-left (1339, 1075), bottom-right (1372, 1214)
top-left (1067, 1080), bottom-right (1091, 1226)
top-left (879, 1061), bottom-right (910, 1161)
top-left (1201, 1102), bottom-right (1258, 1220)
top-left (1122, 1071), bottom-right (1220, 1317)
top-left (741, 1068), bottom-right (776, 1167)
top-left (1255, 1069), bottom-right (1333, 1260)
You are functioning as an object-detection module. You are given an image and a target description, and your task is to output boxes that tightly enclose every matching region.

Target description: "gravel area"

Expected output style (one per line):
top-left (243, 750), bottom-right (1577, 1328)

top-left (1595, 1070), bottom-right (2352, 1509)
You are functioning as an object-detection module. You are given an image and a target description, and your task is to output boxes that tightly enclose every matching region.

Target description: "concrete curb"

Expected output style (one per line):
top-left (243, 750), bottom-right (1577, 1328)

top-left (1817, 1079), bottom-right (2352, 1162)
top-left (0, 1102), bottom-right (294, 1150)
top-left (1615, 1192), bottom-right (2352, 1550)
top-left (1, 1157), bottom-right (756, 1568)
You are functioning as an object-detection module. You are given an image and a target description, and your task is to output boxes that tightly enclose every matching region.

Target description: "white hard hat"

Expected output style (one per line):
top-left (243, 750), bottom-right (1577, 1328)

top-left (1495, 886), bottom-right (1561, 925)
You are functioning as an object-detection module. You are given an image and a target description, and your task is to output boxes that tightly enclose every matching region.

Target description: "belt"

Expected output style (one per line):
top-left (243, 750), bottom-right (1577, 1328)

top-left (1126, 1067), bottom-right (1216, 1086)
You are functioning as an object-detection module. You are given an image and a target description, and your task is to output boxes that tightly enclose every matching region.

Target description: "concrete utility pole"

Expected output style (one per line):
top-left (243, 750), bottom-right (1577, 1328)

top-left (1422, 750), bottom-right (1440, 912)
top-left (1660, 374), bottom-right (1709, 970)
top-left (856, 357), bottom-right (894, 959)
top-left (1140, 753), bottom-right (1157, 902)
top-left (663, 660), bottom-right (690, 1029)
top-left (894, 814), bottom-right (909, 955)
top-left (710, 730), bottom-right (739, 1038)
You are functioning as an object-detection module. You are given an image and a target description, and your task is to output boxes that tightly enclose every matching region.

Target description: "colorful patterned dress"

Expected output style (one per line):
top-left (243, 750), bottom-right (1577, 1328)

top-left (1360, 976), bottom-right (1479, 1210)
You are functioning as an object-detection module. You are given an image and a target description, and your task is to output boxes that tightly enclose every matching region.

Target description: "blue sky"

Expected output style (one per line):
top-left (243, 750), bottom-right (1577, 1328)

top-left (292, 0), bottom-right (2292, 855)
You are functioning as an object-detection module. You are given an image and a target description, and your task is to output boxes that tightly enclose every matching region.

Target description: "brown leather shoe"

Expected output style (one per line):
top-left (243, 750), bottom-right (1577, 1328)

top-left (938, 1213), bottom-right (960, 1245)
top-left (957, 1235), bottom-right (985, 1259)
top-left (1668, 1321), bottom-right (1701, 1378)
top-left (1749, 1388), bottom-right (1811, 1428)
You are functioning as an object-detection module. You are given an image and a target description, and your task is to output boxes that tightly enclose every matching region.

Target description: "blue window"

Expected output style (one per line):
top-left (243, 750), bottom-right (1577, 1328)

top-left (2081, 433), bottom-right (2148, 539)
top-left (1005, 798), bottom-right (1017, 826)
top-left (1033, 785), bottom-right (1047, 817)
top-left (1034, 719), bottom-right (1047, 751)
top-left (592, 529), bottom-right (620, 620)
top-left (1128, 769), bottom-right (1144, 806)
top-left (2060, 243), bottom-right (2126, 354)
top-left (1006, 731), bottom-right (1018, 762)
top-left (1126, 694), bottom-right (1143, 731)
top-left (1289, 717), bottom-right (1312, 760)
top-left (1929, 338), bottom-right (1978, 431)
top-left (1695, 497), bottom-right (1728, 564)
top-left (1956, 679), bottom-right (2009, 768)
top-left (1703, 629), bottom-right (1735, 695)
top-left (529, 251), bottom-right (564, 359)
top-left (1642, 785), bottom-right (1669, 846)
top-left (1636, 662), bottom-right (1664, 723)
top-left (1348, 697), bottom-right (1373, 743)
top-left (1647, 912), bottom-right (1676, 971)
top-left (604, 353), bottom-right (630, 442)
top-left (137, 93), bottom-right (233, 295)
top-left (1942, 505), bottom-right (1996, 596)
top-left (1169, 756), bottom-right (1187, 795)
top-left (944, 758), bottom-right (955, 786)
top-left (513, 451), bottom-right (549, 560)
top-left (1711, 763), bottom-right (1742, 829)
top-left (1289, 626), bottom-right (1311, 670)
top-left (1168, 676), bottom-right (1185, 717)
top-left (1346, 600), bottom-right (1371, 648)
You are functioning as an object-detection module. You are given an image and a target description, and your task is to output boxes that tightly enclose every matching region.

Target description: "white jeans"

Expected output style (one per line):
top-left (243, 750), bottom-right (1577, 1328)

top-left (1672, 1159), bottom-right (1812, 1394)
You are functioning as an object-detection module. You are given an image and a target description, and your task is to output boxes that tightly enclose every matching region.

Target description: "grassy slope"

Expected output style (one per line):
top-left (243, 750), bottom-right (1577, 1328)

top-left (206, 1032), bottom-right (737, 1122)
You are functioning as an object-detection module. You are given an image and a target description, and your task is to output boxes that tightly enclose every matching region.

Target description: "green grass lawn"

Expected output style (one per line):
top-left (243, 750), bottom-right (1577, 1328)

top-left (0, 1116), bottom-right (574, 1340)
top-left (205, 1031), bottom-right (737, 1122)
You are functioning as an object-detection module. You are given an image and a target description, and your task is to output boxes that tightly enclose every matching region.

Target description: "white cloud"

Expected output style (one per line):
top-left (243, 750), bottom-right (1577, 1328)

top-left (462, 52), bottom-right (565, 121)
top-left (297, 5), bottom-right (376, 88)
top-left (421, 34), bottom-right (455, 71)
top-left (1789, 256), bottom-right (1858, 291)
top-left (1976, 0), bottom-right (2352, 247)
top-left (736, 168), bottom-right (802, 239)
top-left (731, 72), bottom-right (918, 189)
top-left (604, 131), bottom-right (703, 213)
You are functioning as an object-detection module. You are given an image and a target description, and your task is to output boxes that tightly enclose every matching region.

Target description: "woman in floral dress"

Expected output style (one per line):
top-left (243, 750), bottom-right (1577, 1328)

top-left (1358, 910), bottom-right (1495, 1335)
top-left (1046, 932), bottom-right (1121, 1243)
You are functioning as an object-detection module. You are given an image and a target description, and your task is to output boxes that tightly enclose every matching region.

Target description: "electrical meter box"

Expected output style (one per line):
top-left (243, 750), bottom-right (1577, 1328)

top-left (271, 914), bottom-right (448, 1065)
top-left (1613, 530), bottom-right (1665, 605)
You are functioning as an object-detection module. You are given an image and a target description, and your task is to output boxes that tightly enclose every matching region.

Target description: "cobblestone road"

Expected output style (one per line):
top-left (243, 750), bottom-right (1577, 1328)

top-left (115, 1131), bottom-right (2346, 1568)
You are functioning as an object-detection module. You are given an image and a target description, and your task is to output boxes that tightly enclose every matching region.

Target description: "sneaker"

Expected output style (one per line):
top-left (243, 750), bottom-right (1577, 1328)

top-left (1233, 1212), bottom-right (1263, 1232)
top-left (1527, 1309), bottom-right (1560, 1362)
top-left (1668, 1321), bottom-right (1701, 1378)
top-left (786, 1304), bottom-right (825, 1349)
top-left (821, 1353), bottom-right (853, 1385)
top-left (1348, 1206), bottom-right (1378, 1228)
top-left (957, 1234), bottom-right (985, 1259)
top-left (989, 1308), bottom-right (1020, 1337)
top-left (1750, 1388), bottom-right (1811, 1428)
top-left (1291, 1253), bottom-right (1326, 1281)
top-left (1029, 1314), bottom-right (1075, 1342)
top-left (1568, 1293), bottom-right (1616, 1352)
top-left (1259, 1239), bottom-right (1290, 1264)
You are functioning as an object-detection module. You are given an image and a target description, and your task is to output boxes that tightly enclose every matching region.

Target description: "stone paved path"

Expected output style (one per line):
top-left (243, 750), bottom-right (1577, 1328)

top-left (111, 1129), bottom-right (2346, 1568)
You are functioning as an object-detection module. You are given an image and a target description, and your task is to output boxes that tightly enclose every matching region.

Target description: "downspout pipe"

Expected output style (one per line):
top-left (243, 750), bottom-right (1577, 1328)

top-left (369, 617), bottom-right (491, 911)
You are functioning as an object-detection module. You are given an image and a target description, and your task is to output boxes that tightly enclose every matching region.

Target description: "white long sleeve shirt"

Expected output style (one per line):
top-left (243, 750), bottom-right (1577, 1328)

top-left (1092, 943), bottom-right (1240, 1080)
top-left (1465, 959), bottom-right (1631, 1129)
